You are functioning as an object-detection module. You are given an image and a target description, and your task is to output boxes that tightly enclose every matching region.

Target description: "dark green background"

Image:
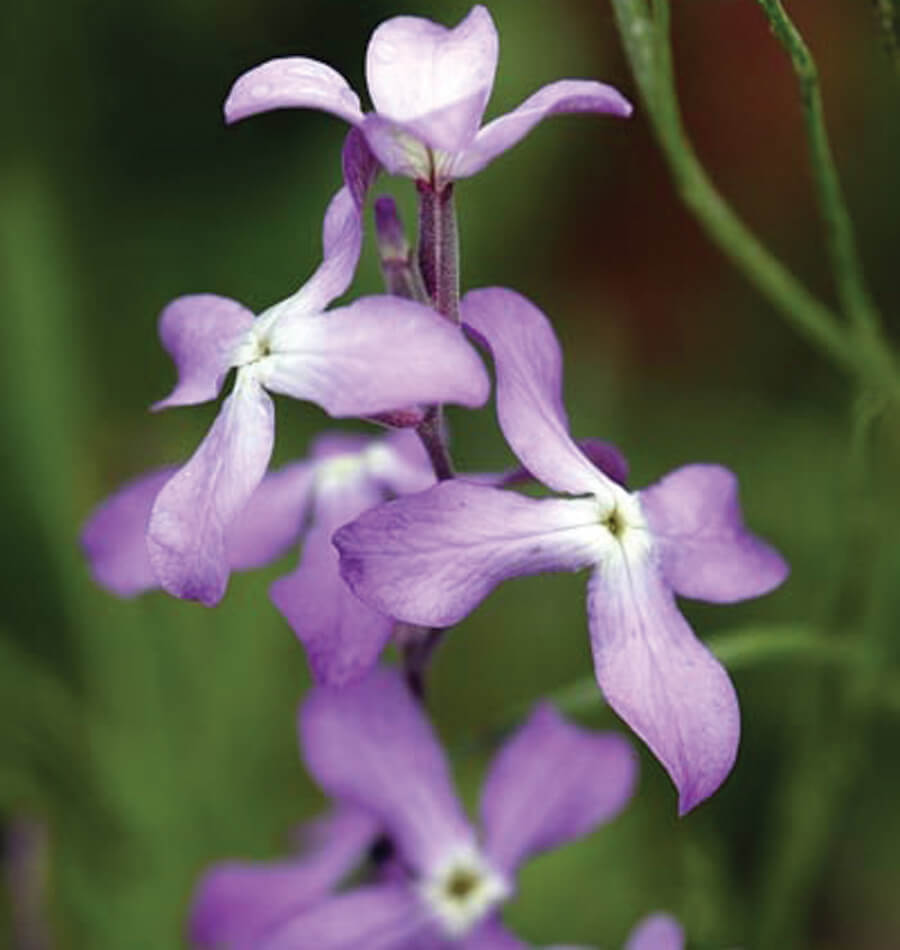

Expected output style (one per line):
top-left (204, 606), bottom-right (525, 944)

top-left (2, 0), bottom-right (899, 947)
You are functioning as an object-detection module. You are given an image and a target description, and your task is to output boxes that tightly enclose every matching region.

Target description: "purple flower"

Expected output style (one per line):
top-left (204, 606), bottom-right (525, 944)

top-left (335, 288), bottom-right (789, 814)
top-left (142, 138), bottom-right (489, 607)
top-left (192, 666), bottom-right (636, 949)
top-left (82, 428), bottom-right (436, 684)
top-left (623, 914), bottom-right (685, 950)
top-left (224, 5), bottom-right (632, 186)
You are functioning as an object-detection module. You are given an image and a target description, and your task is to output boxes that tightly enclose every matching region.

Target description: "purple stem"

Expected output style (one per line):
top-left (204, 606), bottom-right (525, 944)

top-left (416, 181), bottom-right (460, 323)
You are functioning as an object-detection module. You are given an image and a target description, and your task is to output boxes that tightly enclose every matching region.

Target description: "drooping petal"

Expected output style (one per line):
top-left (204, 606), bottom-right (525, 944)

top-left (225, 461), bottom-right (314, 571)
top-left (453, 80), bottom-right (632, 178)
top-left (365, 6), bottom-right (498, 152)
top-left (147, 372), bottom-right (275, 606)
top-left (342, 126), bottom-right (381, 211)
top-left (224, 57), bottom-right (364, 126)
top-left (256, 885), bottom-right (442, 950)
top-left (300, 667), bottom-right (475, 874)
top-left (481, 704), bottom-right (637, 876)
top-left (270, 474), bottom-right (395, 686)
top-left (462, 288), bottom-right (612, 499)
top-left (623, 913), bottom-right (685, 950)
top-left (81, 467), bottom-right (175, 597)
top-left (335, 480), bottom-right (603, 628)
top-left (639, 464), bottom-right (789, 603)
top-left (462, 917), bottom-right (529, 950)
top-left (261, 295), bottom-right (490, 416)
top-left (151, 294), bottom-right (254, 411)
top-left (586, 561), bottom-right (740, 815)
top-left (189, 807), bottom-right (378, 949)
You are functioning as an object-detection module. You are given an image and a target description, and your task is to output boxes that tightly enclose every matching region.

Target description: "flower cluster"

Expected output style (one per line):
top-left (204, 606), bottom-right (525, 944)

top-left (82, 4), bottom-right (787, 946)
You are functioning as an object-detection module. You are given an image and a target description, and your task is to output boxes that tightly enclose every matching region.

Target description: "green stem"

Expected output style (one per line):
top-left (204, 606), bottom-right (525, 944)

top-left (754, 0), bottom-right (882, 343)
top-left (609, 0), bottom-right (898, 398)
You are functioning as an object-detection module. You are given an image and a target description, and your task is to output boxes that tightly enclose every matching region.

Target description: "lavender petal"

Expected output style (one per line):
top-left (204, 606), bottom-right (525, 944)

top-left (623, 913), bottom-right (685, 950)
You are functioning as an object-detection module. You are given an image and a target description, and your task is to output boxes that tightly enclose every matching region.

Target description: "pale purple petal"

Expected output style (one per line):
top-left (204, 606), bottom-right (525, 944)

top-left (224, 57), bottom-right (364, 126)
top-left (463, 917), bottom-right (529, 950)
top-left (578, 438), bottom-right (629, 487)
top-left (453, 80), bottom-right (632, 178)
top-left (336, 481), bottom-right (603, 628)
top-left (151, 294), bottom-right (254, 411)
top-left (81, 467), bottom-right (174, 597)
top-left (481, 704), bottom-right (637, 875)
top-left (270, 477), bottom-right (395, 686)
top-left (226, 461), bottom-right (314, 571)
top-left (624, 913), bottom-right (685, 950)
top-left (147, 373), bottom-right (275, 606)
top-left (256, 885), bottom-right (442, 950)
top-left (270, 185), bottom-right (363, 319)
top-left (371, 430), bottom-right (434, 496)
top-left (365, 6), bottom-right (498, 151)
top-left (639, 464), bottom-right (788, 603)
top-left (189, 807), bottom-right (378, 948)
top-left (300, 667), bottom-right (475, 874)
top-left (262, 295), bottom-right (489, 415)
top-left (587, 561), bottom-right (740, 815)
top-left (342, 126), bottom-right (381, 210)
top-left (462, 288), bottom-right (611, 498)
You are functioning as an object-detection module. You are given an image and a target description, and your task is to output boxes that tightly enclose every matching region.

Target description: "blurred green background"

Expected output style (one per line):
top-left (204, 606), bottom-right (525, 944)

top-left (2, 0), bottom-right (899, 947)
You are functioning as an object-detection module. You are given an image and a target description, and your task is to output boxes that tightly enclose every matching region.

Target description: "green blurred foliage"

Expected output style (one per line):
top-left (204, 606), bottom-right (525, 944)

top-left (1, 0), bottom-right (899, 947)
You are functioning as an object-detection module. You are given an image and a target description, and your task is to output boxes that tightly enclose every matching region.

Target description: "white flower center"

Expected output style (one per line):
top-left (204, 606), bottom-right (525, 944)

top-left (596, 487), bottom-right (652, 564)
top-left (420, 847), bottom-right (511, 938)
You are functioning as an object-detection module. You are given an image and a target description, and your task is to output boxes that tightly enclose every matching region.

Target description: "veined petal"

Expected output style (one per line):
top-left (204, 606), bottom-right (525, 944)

top-left (270, 474), bottom-right (395, 686)
top-left (342, 126), bottom-right (381, 211)
top-left (262, 295), bottom-right (489, 416)
top-left (462, 917), bottom-right (529, 950)
top-left (453, 80), bottom-right (632, 179)
top-left (256, 885), bottom-right (442, 950)
top-left (623, 913), bottom-right (685, 950)
top-left (226, 461), bottom-right (314, 571)
top-left (462, 288), bottom-right (613, 499)
top-left (365, 6), bottom-right (498, 152)
top-left (639, 464), bottom-right (789, 603)
top-left (335, 481), bottom-right (604, 628)
top-left (224, 57), bottom-right (364, 126)
top-left (300, 667), bottom-right (475, 874)
top-left (481, 704), bottom-right (637, 876)
top-left (147, 372), bottom-right (275, 606)
top-left (587, 561), bottom-right (740, 815)
top-left (189, 807), bottom-right (378, 949)
top-left (151, 294), bottom-right (254, 411)
top-left (81, 467), bottom-right (175, 597)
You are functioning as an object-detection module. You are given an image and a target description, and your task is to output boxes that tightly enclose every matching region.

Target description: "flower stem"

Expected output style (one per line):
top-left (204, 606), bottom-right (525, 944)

top-left (416, 180), bottom-right (460, 324)
top-left (609, 0), bottom-right (899, 399)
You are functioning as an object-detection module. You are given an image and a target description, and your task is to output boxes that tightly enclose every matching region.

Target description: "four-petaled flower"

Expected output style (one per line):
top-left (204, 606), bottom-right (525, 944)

top-left (144, 133), bottom-right (489, 607)
top-left (224, 5), bottom-right (632, 187)
top-left (335, 288), bottom-right (789, 814)
top-left (190, 666), bottom-right (637, 949)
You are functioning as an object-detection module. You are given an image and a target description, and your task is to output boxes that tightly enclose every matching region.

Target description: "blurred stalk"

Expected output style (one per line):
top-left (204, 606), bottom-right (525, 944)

top-left (608, 0), bottom-right (899, 400)
top-left (754, 0), bottom-right (883, 345)
top-left (4, 819), bottom-right (52, 950)
top-left (873, 0), bottom-right (900, 73)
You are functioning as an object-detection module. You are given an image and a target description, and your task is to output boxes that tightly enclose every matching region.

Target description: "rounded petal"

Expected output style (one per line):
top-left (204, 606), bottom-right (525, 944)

top-left (226, 461), bottom-right (314, 571)
top-left (481, 705), bottom-right (637, 875)
top-left (256, 885), bottom-right (441, 950)
top-left (624, 913), bottom-right (685, 950)
top-left (453, 79), bottom-right (632, 178)
top-left (365, 6), bottom-right (498, 151)
top-left (151, 294), bottom-right (254, 411)
top-left (300, 667), bottom-right (475, 874)
top-left (335, 480), bottom-right (604, 628)
top-left (270, 477), bottom-right (395, 686)
top-left (189, 807), bottom-right (378, 948)
top-left (462, 917), bottom-right (529, 950)
top-left (262, 295), bottom-right (490, 416)
top-left (639, 464), bottom-right (789, 603)
top-left (462, 288), bottom-right (614, 499)
top-left (147, 374), bottom-right (275, 606)
top-left (224, 56), bottom-right (364, 126)
top-left (81, 467), bottom-right (175, 597)
top-left (587, 562), bottom-right (740, 815)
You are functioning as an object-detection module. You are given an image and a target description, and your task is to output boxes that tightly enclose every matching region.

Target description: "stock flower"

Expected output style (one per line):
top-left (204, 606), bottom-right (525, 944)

top-left (82, 428), bottom-right (436, 684)
top-left (143, 135), bottom-right (489, 607)
top-left (335, 289), bottom-right (789, 814)
top-left (224, 5), bottom-right (631, 186)
top-left (623, 914), bottom-right (684, 950)
top-left (191, 666), bottom-right (636, 949)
